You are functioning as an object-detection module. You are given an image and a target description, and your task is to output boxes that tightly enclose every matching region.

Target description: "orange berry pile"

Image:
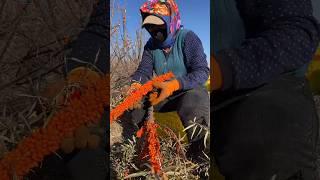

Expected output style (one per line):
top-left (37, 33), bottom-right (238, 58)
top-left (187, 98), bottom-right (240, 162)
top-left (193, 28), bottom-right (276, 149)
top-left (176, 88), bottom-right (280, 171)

top-left (136, 120), bottom-right (162, 174)
top-left (110, 72), bottom-right (174, 123)
top-left (0, 74), bottom-right (109, 179)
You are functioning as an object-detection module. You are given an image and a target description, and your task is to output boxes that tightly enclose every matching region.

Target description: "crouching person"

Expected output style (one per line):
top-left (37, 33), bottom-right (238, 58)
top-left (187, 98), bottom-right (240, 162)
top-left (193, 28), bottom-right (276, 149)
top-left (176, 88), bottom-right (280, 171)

top-left (126, 0), bottom-right (210, 161)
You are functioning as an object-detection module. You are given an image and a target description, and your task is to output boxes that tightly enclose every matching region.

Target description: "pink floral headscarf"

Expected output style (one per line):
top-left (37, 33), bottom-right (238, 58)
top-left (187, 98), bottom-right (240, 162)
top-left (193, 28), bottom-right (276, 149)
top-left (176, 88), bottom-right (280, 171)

top-left (140, 0), bottom-right (182, 48)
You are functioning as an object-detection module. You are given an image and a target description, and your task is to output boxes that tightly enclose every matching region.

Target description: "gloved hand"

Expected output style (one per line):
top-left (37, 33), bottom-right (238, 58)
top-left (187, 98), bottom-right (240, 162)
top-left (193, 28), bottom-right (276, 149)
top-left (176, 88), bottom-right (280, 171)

top-left (150, 79), bottom-right (180, 105)
top-left (211, 55), bottom-right (223, 91)
top-left (126, 82), bottom-right (143, 110)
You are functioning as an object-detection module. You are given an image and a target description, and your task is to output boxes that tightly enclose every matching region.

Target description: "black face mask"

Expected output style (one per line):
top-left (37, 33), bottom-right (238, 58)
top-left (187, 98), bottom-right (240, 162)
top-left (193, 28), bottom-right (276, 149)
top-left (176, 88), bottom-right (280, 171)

top-left (145, 25), bottom-right (167, 42)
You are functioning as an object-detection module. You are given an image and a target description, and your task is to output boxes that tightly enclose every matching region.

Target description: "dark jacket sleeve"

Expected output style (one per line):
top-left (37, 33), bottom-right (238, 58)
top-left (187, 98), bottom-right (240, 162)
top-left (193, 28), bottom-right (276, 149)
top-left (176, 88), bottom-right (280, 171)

top-left (131, 45), bottom-right (154, 84)
top-left (216, 0), bottom-right (320, 90)
top-left (178, 31), bottom-right (209, 90)
top-left (65, 0), bottom-right (108, 74)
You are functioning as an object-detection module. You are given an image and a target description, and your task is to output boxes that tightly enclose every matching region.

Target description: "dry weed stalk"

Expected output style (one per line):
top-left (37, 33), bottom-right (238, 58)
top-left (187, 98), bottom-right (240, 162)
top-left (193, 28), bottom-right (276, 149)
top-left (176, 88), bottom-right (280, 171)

top-left (110, 0), bottom-right (145, 108)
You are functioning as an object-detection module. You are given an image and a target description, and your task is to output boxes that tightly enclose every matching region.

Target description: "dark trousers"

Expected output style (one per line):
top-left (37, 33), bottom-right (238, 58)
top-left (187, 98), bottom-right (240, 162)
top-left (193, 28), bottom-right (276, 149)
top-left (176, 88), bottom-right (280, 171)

top-left (212, 74), bottom-right (320, 180)
top-left (131, 86), bottom-right (210, 142)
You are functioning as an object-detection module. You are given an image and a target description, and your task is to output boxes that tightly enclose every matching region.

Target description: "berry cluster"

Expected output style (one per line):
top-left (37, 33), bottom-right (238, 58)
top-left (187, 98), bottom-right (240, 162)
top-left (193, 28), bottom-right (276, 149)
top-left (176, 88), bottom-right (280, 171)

top-left (110, 72), bottom-right (174, 122)
top-left (136, 120), bottom-right (162, 174)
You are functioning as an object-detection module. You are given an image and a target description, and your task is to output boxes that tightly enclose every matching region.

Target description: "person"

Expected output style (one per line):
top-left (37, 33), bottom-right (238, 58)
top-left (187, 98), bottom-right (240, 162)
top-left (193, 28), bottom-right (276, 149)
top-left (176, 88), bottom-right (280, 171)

top-left (127, 0), bottom-right (210, 159)
top-left (211, 0), bottom-right (320, 179)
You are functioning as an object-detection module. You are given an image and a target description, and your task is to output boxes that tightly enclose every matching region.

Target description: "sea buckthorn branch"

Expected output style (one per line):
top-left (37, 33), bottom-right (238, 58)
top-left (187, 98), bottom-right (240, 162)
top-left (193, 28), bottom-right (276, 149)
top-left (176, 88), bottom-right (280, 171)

top-left (0, 74), bottom-right (109, 180)
top-left (136, 106), bottom-right (162, 175)
top-left (110, 72), bottom-right (174, 176)
top-left (136, 121), bottom-right (162, 174)
top-left (110, 72), bottom-right (174, 123)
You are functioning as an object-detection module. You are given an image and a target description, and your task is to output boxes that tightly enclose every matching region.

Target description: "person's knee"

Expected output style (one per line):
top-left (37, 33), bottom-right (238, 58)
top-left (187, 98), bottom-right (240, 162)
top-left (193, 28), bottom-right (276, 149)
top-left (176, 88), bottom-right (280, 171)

top-left (214, 141), bottom-right (272, 179)
top-left (182, 86), bottom-right (209, 102)
top-left (178, 87), bottom-right (209, 114)
top-left (177, 87), bottom-right (210, 140)
top-left (178, 102), bottom-right (209, 130)
top-left (247, 90), bottom-right (316, 136)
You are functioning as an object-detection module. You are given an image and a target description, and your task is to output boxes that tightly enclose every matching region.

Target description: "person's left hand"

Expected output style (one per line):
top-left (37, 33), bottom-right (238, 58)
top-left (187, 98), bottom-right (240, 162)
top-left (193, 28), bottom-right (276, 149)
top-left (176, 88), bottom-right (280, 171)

top-left (150, 79), bottom-right (180, 105)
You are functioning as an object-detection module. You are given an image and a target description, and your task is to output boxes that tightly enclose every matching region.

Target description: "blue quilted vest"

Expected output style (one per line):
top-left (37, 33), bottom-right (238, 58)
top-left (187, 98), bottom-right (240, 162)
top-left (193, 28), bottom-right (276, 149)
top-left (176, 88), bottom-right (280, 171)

top-left (151, 29), bottom-right (189, 78)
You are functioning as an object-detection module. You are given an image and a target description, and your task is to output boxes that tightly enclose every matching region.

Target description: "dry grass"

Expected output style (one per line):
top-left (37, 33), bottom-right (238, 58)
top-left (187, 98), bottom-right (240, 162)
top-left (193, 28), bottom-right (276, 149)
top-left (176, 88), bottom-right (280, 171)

top-left (0, 0), bottom-right (94, 160)
top-left (110, 130), bottom-right (209, 179)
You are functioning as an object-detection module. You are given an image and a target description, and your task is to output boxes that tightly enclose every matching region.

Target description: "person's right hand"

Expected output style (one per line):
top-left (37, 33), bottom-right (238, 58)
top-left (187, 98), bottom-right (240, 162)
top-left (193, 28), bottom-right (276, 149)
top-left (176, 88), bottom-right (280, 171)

top-left (125, 82), bottom-right (143, 110)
